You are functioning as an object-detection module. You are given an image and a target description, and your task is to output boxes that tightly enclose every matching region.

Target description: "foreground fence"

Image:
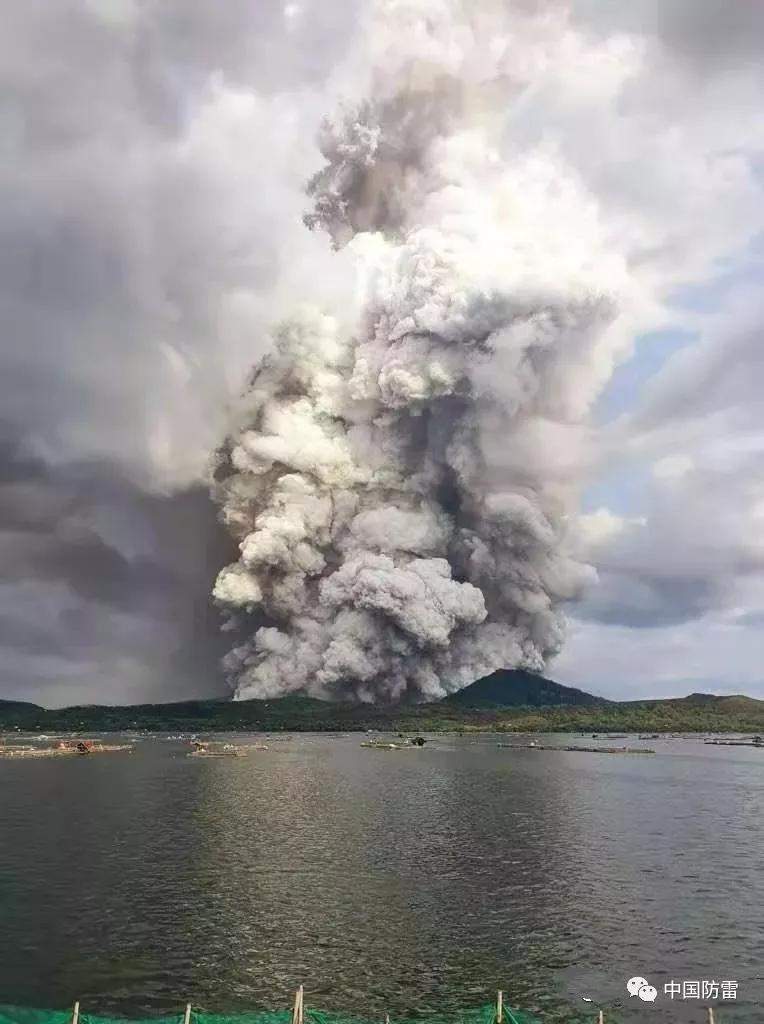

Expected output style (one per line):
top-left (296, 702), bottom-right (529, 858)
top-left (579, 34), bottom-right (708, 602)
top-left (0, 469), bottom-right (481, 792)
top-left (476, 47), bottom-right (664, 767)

top-left (0, 988), bottom-right (726, 1024)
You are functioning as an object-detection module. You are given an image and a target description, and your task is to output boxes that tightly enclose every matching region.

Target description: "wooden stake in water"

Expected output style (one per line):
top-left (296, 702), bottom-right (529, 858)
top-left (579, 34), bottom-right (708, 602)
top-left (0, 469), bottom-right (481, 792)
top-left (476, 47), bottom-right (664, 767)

top-left (496, 990), bottom-right (503, 1024)
top-left (184, 1005), bottom-right (191, 1024)
top-left (72, 1002), bottom-right (79, 1024)
top-left (292, 985), bottom-right (304, 1024)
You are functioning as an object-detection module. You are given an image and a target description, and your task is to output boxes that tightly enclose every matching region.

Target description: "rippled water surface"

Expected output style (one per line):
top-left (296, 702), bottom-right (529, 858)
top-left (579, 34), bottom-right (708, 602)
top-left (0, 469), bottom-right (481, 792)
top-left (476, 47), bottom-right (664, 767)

top-left (0, 734), bottom-right (762, 1023)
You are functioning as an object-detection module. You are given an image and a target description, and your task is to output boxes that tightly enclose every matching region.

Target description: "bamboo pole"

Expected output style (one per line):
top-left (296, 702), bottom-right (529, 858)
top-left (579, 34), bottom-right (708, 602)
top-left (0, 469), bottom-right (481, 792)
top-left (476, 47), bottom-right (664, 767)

top-left (299, 986), bottom-right (304, 1024)
top-left (708, 1010), bottom-right (715, 1024)
top-left (292, 985), bottom-right (304, 1024)
top-left (72, 1002), bottom-right (79, 1024)
top-left (598, 1012), bottom-right (604, 1024)
top-left (184, 1005), bottom-right (191, 1024)
top-left (496, 990), bottom-right (503, 1024)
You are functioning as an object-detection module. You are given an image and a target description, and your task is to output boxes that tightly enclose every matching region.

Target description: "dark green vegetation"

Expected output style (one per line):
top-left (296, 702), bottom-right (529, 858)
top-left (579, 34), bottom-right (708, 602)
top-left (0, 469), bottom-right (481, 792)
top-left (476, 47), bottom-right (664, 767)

top-left (2, 670), bottom-right (764, 734)
top-left (442, 668), bottom-right (607, 708)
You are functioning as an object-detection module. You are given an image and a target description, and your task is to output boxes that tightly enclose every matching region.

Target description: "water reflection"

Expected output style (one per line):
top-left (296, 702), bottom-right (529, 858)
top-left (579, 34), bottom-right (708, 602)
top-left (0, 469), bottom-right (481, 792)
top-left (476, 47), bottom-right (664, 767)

top-left (0, 735), bottom-right (761, 1023)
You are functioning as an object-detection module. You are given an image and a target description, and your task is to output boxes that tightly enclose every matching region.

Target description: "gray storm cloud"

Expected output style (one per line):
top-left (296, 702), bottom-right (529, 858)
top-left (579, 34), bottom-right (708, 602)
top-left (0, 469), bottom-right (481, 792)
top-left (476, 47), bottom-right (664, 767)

top-left (3, 0), bottom-right (764, 707)
top-left (210, 0), bottom-right (628, 702)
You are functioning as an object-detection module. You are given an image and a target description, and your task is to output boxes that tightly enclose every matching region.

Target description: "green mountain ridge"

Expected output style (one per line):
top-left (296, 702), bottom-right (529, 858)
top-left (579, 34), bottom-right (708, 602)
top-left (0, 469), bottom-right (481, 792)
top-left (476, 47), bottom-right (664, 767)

top-left (443, 668), bottom-right (609, 708)
top-left (1, 670), bottom-right (763, 734)
top-left (0, 699), bottom-right (44, 712)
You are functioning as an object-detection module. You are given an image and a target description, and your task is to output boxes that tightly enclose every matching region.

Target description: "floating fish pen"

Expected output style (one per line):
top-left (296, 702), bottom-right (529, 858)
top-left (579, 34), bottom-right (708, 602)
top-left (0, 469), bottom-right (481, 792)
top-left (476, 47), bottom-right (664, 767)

top-left (360, 739), bottom-right (427, 751)
top-left (704, 737), bottom-right (763, 747)
top-left (0, 989), bottom-right (655, 1024)
top-left (360, 741), bottom-right (411, 750)
top-left (0, 740), bottom-right (133, 759)
top-left (497, 743), bottom-right (655, 755)
top-left (186, 741), bottom-right (263, 757)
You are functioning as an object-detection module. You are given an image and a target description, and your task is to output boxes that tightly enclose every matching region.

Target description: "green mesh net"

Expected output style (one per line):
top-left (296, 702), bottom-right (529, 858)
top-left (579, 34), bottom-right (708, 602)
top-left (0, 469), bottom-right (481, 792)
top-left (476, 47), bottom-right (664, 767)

top-left (0, 1008), bottom-right (73, 1024)
top-left (0, 1004), bottom-right (608, 1024)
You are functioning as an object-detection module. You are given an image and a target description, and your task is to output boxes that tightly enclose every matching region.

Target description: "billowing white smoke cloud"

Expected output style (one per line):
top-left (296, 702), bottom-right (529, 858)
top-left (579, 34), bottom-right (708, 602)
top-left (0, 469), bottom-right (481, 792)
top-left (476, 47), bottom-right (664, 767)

top-left (211, 0), bottom-right (633, 702)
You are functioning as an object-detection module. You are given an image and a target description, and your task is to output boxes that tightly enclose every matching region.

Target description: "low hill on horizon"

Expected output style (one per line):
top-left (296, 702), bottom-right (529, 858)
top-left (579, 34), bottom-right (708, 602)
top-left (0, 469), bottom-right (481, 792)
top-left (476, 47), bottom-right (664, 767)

top-left (619, 692), bottom-right (764, 709)
top-left (0, 698), bottom-right (44, 715)
top-left (442, 668), bottom-right (610, 709)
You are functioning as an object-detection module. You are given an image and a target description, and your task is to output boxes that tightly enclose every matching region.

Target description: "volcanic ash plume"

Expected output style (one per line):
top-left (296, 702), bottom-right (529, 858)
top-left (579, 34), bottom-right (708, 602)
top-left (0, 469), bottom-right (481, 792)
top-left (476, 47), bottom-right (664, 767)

top-left (211, 0), bottom-right (626, 702)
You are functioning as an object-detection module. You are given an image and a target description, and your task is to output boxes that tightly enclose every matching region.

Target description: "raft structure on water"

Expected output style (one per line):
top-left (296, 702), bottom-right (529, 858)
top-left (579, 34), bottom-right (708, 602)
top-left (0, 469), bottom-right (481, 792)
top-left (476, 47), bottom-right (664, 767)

top-left (0, 739), bottom-right (133, 759)
top-left (186, 739), bottom-right (265, 757)
top-left (497, 742), bottom-right (655, 755)
top-left (704, 736), bottom-right (763, 747)
top-left (361, 735), bottom-right (427, 751)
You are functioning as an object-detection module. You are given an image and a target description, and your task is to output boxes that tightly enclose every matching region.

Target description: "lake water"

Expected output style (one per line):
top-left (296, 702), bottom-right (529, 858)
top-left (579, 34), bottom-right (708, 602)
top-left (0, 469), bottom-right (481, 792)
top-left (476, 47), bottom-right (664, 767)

top-left (0, 733), bottom-right (762, 1023)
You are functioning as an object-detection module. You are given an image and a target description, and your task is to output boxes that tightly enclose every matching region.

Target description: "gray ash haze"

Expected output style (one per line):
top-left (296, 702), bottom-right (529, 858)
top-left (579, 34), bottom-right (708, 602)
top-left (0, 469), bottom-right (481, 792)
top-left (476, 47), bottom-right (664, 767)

top-left (2, 1), bottom-right (764, 705)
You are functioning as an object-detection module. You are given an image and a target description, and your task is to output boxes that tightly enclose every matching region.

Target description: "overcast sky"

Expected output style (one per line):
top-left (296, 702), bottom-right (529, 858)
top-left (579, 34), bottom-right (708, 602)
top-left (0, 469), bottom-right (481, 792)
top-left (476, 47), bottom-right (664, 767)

top-left (2, 0), bottom-right (764, 706)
